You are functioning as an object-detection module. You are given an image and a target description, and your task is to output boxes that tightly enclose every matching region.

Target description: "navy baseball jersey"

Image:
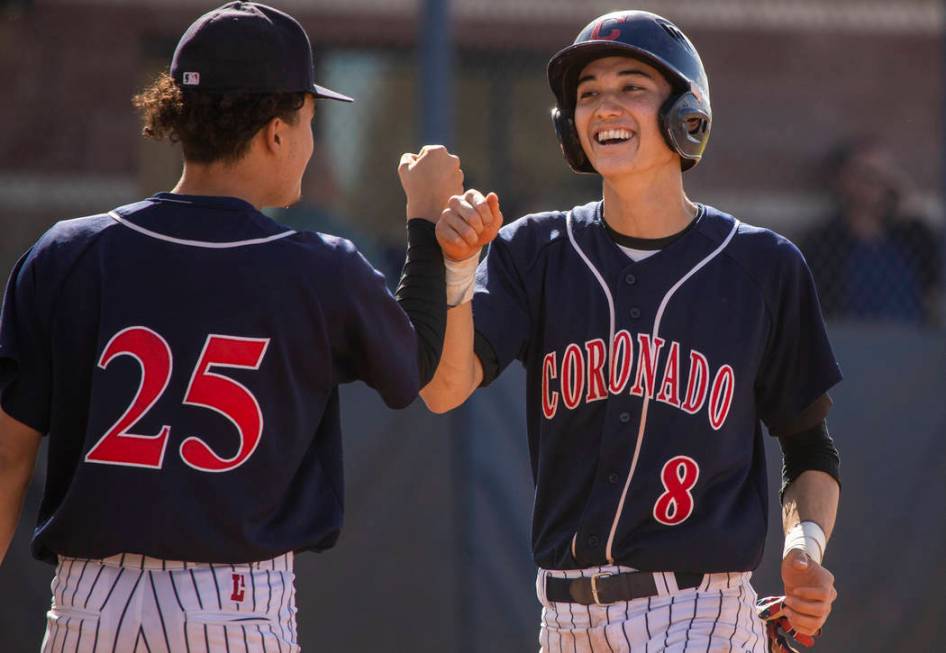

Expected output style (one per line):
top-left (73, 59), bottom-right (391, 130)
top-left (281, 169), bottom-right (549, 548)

top-left (472, 201), bottom-right (842, 572)
top-left (0, 193), bottom-right (419, 564)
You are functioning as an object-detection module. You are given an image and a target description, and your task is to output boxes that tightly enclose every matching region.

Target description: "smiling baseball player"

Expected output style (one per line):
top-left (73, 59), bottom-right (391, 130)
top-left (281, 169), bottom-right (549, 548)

top-left (413, 11), bottom-right (842, 652)
top-left (0, 2), bottom-right (457, 651)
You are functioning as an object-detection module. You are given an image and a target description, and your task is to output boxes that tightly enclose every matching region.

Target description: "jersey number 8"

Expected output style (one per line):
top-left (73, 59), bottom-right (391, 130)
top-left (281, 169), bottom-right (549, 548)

top-left (84, 326), bottom-right (269, 473)
top-left (653, 455), bottom-right (700, 526)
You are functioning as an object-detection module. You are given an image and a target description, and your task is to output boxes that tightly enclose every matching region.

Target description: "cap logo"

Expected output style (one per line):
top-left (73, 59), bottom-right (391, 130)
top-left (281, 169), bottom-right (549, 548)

top-left (591, 16), bottom-right (624, 41)
top-left (182, 72), bottom-right (201, 86)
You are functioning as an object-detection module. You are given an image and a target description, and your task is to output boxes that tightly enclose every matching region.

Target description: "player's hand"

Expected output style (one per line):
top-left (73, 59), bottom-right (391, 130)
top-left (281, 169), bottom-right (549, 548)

top-left (780, 549), bottom-right (837, 637)
top-left (398, 145), bottom-right (464, 223)
top-left (437, 189), bottom-right (504, 262)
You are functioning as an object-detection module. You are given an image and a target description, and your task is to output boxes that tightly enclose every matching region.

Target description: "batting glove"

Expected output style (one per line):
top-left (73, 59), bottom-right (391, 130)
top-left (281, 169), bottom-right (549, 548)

top-left (756, 595), bottom-right (821, 653)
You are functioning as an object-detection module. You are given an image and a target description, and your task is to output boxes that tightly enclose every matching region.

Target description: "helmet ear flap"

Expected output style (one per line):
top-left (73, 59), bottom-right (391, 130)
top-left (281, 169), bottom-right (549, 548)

top-left (550, 107), bottom-right (596, 174)
top-left (659, 91), bottom-right (711, 171)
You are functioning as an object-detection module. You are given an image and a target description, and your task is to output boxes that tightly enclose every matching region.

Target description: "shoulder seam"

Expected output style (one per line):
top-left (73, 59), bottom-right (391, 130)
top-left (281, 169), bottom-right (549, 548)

top-left (526, 227), bottom-right (569, 273)
top-left (695, 225), bottom-right (777, 329)
top-left (44, 216), bottom-right (117, 330)
top-left (501, 213), bottom-right (570, 274)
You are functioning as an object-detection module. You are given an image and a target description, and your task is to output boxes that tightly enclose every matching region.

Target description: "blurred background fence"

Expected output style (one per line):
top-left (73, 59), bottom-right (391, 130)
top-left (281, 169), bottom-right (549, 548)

top-left (1, 0), bottom-right (944, 651)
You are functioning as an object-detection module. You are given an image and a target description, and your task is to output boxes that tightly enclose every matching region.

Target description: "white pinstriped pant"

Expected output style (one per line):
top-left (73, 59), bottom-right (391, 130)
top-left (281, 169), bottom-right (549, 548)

top-left (537, 567), bottom-right (768, 653)
top-left (41, 552), bottom-right (299, 653)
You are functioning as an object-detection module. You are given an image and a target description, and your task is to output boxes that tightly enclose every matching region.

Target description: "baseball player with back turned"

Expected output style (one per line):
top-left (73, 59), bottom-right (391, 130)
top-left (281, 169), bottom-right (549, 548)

top-left (0, 2), bottom-right (460, 652)
top-left (413, 11), bottom-right (843, 653)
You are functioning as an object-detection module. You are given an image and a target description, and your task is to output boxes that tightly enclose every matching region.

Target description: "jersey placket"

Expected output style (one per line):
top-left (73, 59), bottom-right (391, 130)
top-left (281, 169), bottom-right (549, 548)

top-left (569, 258), bottom-right (658, 567)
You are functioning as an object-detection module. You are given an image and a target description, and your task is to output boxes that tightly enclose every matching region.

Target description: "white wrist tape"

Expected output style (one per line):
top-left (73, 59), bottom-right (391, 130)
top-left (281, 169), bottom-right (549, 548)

top-left (444, 254), bottom-right (479, 307)
top-left (783, 520), bottom-right (826, 564)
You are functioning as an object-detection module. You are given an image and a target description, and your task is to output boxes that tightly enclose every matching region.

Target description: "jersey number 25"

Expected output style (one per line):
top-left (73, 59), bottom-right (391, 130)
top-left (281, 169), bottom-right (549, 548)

top-left (84, 326), bottom-right (269, 473)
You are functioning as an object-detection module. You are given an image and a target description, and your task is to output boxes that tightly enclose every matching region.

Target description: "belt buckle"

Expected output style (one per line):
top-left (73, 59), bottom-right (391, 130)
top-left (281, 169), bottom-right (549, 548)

top-left (590, 572), bottom-right (612, 605)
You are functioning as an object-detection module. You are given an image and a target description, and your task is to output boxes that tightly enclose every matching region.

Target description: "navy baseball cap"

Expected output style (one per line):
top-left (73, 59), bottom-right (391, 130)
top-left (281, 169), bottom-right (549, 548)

top-left (170, 1), bottom-right (353, 102)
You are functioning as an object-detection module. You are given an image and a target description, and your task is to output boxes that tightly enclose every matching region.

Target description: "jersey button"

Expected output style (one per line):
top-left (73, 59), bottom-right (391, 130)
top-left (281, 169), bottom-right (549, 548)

top-left (608, 472), bottom-right (620, 484)
top-left (629, 307), bottom-right (641, 319)
top-left (625, 273), bottom-right (637, 285)
top-left (588, 535), bottom-right (600, 547)
top-left (619, 412), bottom-right (631, 423)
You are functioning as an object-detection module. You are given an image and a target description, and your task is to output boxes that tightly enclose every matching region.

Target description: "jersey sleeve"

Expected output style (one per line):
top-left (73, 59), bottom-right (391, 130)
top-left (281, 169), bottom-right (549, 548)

top-left (0, 248), bottom-right (53, 433)
top-left (332, 245), bottom-right (421, 409)
top-left (755, 240), bottom-right (843, 434)
top-left (472, 233), bottom-right (533, 387)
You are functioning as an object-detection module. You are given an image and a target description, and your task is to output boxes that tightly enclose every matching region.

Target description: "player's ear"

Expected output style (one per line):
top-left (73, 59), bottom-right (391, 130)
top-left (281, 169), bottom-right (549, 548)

top-left (260, 117), bottom-right (284, 155)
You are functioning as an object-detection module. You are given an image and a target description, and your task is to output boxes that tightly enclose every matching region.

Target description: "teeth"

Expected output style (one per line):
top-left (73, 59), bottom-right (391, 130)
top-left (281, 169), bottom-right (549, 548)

top-left (596, 128), bottom-right (632, 144)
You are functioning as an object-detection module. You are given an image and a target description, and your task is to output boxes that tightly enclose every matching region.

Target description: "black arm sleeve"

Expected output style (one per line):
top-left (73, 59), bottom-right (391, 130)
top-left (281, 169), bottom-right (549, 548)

top-left (777, 419), bottom-right (841, 503)
top-left (473, 330), bottom-right (501, 387)
top-left (395, 219), bottom-right (446, 387)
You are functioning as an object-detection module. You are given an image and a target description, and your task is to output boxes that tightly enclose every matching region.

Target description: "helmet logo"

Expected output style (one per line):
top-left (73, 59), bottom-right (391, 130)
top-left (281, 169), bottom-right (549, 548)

top-left (590, 16), bottom-right (624, 41)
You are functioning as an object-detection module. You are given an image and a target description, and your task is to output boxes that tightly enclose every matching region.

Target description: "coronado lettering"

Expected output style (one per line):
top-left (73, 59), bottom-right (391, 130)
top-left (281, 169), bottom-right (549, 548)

top-left (541, 330), bottom-right (735, 430)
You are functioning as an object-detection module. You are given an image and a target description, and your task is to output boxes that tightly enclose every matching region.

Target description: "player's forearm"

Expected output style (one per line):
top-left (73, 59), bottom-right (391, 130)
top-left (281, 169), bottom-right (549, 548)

top-left (419, 303), bottom-right (480, 413)
top-left (0, 463), bottom-right (32, 564)
top-left (781, 470), bottom-right (839, 541)
top-left (0, 409), bottom-right (41, 564)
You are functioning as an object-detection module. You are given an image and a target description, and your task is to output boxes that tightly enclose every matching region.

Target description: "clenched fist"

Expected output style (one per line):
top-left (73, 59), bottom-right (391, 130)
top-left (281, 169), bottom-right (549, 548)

top-left (780, 549), bottom-right (837, 636)
top-left (398, 145), bottom-right (464, 223)
top-left (437, 189), bottom-right (504, 262)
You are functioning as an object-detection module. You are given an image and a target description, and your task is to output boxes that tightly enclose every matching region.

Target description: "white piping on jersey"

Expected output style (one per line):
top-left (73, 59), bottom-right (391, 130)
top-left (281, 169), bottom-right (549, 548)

top-left (566, 205), bottom-right (739, 565)
top-left (566, 210), bottom-right (617, 375)
top-left (108, 211), bottom-right (296, 248)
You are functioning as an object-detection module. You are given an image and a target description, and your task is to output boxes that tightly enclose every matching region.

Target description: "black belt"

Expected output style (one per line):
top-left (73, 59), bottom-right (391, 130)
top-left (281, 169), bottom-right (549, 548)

top-left (546, 571), bottom-right (703, 605)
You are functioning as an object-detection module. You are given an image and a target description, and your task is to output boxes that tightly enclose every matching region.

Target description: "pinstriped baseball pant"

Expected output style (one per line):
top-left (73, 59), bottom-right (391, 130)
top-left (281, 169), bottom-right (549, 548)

top-left (537, 567), bottom-right (768, 653)
top-left (41, 552), bottom-right (299, 653)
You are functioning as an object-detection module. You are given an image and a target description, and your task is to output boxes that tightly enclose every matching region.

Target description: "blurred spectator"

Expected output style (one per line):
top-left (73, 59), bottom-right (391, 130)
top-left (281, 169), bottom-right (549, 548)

top-left (801, 141), bottom-right (942, 325)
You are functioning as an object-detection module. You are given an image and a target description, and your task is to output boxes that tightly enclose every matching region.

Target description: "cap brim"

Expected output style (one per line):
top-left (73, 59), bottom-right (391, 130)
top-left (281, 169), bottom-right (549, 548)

top-left (313, 83), bottom-right (354, 103)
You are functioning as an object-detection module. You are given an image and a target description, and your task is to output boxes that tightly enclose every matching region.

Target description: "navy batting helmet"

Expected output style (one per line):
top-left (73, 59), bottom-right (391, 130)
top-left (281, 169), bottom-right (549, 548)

top-left (547, 11), bottom-right (711, 174)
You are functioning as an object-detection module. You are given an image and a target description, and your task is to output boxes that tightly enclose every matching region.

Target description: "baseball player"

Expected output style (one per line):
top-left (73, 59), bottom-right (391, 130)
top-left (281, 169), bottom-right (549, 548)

top-left (417, 11), bottom-right (842, 652)
top-left (0, 2), bottom-right (457, 651)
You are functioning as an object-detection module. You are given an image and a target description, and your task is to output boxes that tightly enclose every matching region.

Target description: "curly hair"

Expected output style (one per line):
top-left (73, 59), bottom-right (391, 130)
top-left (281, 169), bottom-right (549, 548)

top-left (132, 72), bottom-right (307, 163)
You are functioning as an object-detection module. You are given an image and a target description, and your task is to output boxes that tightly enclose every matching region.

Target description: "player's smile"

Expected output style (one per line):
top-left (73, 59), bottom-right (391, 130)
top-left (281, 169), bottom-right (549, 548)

top-left (594, 127), bottom-right (635, 146)
top-left (586, 119), bottom-right (640, 166)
